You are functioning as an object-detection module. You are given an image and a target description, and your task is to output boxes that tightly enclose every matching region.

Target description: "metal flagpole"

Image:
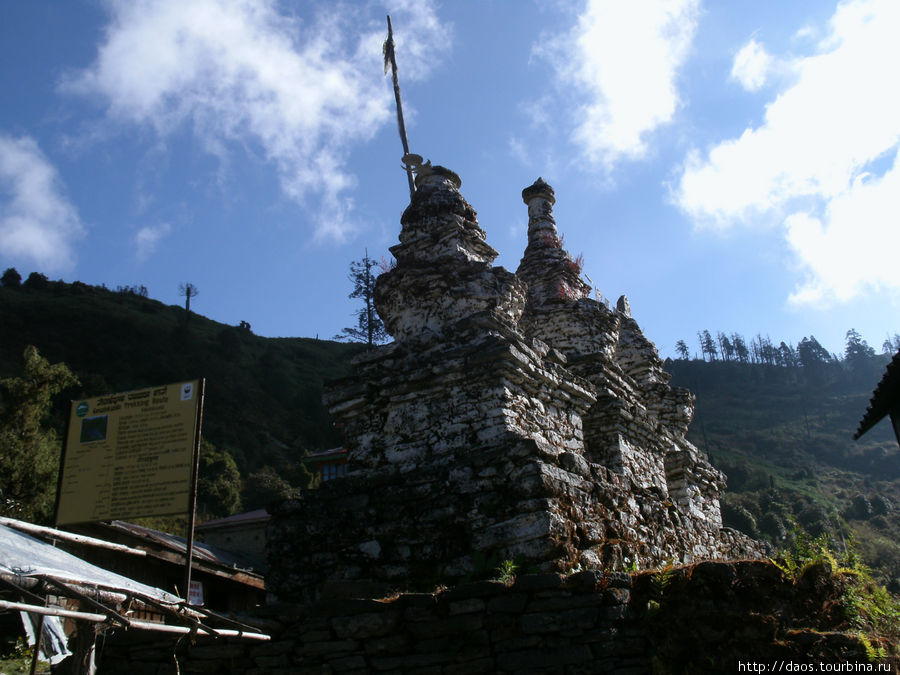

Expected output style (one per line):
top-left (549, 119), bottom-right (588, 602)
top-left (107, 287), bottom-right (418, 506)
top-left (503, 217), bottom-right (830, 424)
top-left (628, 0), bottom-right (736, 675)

top-left (384, 15), bottom-right (415, 198)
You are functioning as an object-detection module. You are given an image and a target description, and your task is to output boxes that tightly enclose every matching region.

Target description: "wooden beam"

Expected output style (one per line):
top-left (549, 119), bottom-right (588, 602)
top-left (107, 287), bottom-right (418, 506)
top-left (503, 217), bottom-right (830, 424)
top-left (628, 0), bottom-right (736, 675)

top-left (0, 518), bottom-right (146, 556)
top-left (0, 600), bottom-right (270, 640)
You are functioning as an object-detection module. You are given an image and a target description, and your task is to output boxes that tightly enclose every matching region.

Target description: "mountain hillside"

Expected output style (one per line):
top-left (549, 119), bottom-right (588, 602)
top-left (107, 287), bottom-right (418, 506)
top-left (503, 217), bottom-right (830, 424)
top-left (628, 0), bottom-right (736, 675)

top-left (2, 277), bottom-right (898, 588)
top-left (667, 357), bottom-right (899, 590)
top-left (0, 278), bottom-right (361, 513)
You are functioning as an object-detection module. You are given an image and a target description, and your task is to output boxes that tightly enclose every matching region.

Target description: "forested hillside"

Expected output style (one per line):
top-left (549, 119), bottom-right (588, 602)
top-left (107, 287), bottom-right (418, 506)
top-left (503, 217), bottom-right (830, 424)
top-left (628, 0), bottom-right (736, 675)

top-left (2, 273), bottom-right (898, 588)
top-left (667, 349), bottom-right (899, 591)
top-left (0, 274), bottom-right (361, 521)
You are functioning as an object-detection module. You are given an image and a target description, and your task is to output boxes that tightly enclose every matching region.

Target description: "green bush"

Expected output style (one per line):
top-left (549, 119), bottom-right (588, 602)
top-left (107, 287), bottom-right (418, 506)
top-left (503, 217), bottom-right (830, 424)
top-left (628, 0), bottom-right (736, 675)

top-left (772, 526), bottom-right (900, 647)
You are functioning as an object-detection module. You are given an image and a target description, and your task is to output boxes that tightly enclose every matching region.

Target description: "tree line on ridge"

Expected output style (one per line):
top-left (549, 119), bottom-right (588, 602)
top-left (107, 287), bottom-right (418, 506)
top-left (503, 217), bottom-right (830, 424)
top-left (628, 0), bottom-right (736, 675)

top-left (674, 329), bottom-right (897, 373)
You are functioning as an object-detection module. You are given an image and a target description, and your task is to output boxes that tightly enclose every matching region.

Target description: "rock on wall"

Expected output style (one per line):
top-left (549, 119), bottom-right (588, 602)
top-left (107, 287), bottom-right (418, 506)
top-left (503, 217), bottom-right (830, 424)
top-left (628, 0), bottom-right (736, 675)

top-left (267, 167), bottom-right (761, 601)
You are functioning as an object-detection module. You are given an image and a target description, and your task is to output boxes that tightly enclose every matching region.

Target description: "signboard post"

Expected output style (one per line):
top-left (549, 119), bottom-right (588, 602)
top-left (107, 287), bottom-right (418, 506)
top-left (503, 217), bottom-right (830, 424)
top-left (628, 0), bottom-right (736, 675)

top-left (182, 378), bottom-right (204, 603)
top-left (55, 379), bottom-right (205, 602)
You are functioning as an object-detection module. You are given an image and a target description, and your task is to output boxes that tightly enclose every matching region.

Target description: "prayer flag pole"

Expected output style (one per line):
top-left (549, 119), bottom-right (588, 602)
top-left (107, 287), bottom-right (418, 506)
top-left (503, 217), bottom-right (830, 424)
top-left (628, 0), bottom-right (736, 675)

top-left (384, 15), bottom-right (416, 197)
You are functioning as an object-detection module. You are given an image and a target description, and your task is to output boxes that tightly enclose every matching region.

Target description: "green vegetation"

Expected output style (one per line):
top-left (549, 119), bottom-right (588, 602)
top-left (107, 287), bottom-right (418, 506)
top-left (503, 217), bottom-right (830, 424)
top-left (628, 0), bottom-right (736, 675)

top-left (0, 636), bottom-right (49, 675)
top-left (666, 343), bottom-right (900, 592)
top-left (646, 566), bottom-right (676, 617)
top-left (770, 526), bottom-right (899, 652)
top-left (196, 439), bottom-right (242, 516)
top-left (678, 328), bottom-right (897, 370)
top-left (0, 346), bottom-right (78, 521)
top-left (334, 250), bottom-right (389, 346)
top-left (0, 274), bottom-right (362, 524)
top-left (494, 559), bottom-right (519, 584)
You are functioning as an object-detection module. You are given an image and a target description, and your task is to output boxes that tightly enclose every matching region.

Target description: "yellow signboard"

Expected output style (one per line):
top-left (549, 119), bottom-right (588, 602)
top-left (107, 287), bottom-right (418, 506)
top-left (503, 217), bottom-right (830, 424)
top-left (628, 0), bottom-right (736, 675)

top-left (56, 381), bottom-right (202, 526)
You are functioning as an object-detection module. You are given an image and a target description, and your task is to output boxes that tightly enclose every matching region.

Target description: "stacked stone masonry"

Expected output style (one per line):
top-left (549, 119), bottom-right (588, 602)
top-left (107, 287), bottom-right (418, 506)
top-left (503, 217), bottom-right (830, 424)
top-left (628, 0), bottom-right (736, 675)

top-left (95, 170), bottom-right (896, 673)
top-left (96, 563), bottom-right (894, 674)
top-left (268, 166), bottom-right (762, 601)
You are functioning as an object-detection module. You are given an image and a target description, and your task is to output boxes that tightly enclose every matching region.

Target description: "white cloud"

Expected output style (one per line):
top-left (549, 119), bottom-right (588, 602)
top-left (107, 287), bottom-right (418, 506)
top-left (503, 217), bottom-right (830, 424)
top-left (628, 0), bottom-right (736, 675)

top-left (785, 151), bottom-right (900, 305)
top-left (793, 24), bottom-right (820, 43)
top-left (730, 38), bottom-right (771, 92)
top-left (135, 222), bottom-right (172, 260)
top-left (0, 133), bottom-right (84, 272)
top-left (674, 0), bottom-right (900, 305)
top-left (537, 0), bottom-right (700, 169)
top-left (63, 0), bottom-right (448, 242)
top-left (508, 136), bottom-right (531, 168)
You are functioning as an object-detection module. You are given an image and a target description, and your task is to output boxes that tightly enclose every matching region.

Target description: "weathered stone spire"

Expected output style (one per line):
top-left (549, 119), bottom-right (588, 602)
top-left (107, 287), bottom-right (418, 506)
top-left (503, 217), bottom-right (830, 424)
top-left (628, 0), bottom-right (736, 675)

top-left (395, 165), bottom-right (492, 264)
top-left (374, 164), bottom-right (525, 343)
top-left (516, 177), bottom-right (616, 362)
top-left (522, 177), bottom-right (557, 249)
top-left (267, 168), bottom-right (762, 602)
top-left (517, 177), bottom-right (591, 307)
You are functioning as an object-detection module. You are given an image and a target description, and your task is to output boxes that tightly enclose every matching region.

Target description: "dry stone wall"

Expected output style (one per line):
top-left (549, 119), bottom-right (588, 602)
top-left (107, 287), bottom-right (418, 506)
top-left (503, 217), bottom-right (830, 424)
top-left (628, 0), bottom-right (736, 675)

top-left (96, 562), bottom-right (895, 674)
top-left (267, 166), bottom-right (761, 602)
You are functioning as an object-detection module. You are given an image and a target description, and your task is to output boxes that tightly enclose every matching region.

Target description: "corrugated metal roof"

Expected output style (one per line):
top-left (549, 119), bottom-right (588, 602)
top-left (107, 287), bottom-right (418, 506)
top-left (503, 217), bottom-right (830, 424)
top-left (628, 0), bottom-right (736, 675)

top-left (99, 520), bottom-right (260, 572)
top-left (196, 508), bottom-right (270, 530)
top-left (303, 446), bottom-right (348, 465)
top-left (855, 349), bottom-right (900, 440)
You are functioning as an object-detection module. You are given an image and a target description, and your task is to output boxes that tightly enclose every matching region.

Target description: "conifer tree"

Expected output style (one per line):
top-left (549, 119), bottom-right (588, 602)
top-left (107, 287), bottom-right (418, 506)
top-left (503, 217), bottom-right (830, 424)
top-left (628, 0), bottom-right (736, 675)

top-left (797, 336), bottom-right (831, 370)
top-left (700, 330), bottom-right (718, 361)
top-left (718, 332), bottom-right (734, 361)
top-left (880, 332), bottom-right (900, 356)
top-left (844, 328), bottom-right (876, 374)
top-left (778, 342), bottom-right (797, 368)
top-left (336, 250), bottom-right (388, 347)
top-left (732, 334), bottom-right (750, 363)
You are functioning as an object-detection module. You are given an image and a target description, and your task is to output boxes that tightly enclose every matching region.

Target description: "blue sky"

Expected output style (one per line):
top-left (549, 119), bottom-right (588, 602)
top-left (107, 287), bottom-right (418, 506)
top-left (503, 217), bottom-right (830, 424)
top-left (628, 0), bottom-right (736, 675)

top-left (1, 0), bottom-right (898, 359)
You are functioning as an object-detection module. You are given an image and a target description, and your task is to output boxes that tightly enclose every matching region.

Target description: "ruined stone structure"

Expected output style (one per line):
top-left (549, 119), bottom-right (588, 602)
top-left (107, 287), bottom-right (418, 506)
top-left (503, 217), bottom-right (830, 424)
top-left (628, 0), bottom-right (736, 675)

top-left (268, 166), bottom-right (761, 601)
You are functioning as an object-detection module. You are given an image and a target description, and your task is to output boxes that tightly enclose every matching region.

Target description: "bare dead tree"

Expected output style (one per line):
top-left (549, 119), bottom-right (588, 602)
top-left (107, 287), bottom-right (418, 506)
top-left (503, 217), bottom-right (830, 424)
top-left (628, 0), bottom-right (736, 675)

top-left (178, 282), bottom-right (199, 317)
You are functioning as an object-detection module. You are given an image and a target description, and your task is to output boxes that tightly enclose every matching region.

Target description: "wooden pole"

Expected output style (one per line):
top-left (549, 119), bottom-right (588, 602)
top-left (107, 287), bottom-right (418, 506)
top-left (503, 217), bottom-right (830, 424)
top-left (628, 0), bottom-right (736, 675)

top-left (53, 401), bottom-right (75, 528)
top-left (0, 518), bottom-right (147, 556)
top-left (33, 399), bottom-right (73, 675)
top-left (385, 15), bottom-right (415, 198)
top-left (0, 602), bottom-right (270, 640)
top-left (182, 378), bottom-right (205, 604)
top-left (28, 613), bottom-right (43, 675)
